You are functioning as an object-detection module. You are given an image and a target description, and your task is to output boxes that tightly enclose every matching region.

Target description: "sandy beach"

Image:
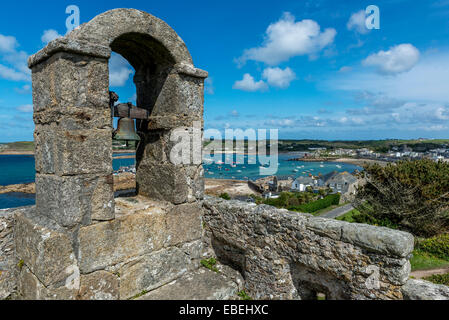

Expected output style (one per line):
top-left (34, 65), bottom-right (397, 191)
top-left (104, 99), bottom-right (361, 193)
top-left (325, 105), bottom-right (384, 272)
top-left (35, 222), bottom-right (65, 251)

top-left (0, 151), bottom-right (34, 155)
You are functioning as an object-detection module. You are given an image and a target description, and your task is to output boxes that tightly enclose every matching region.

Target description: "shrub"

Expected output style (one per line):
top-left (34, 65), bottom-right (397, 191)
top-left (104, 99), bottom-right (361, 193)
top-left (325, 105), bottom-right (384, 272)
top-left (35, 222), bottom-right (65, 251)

top-left (423, 273), bottom-right (449, 286)
top-left (354, 159), bottom-right (449, 237)
top-left (219, 193), bottom-right (231, 200)
top-left (416, 233), bottom-right (449, 261)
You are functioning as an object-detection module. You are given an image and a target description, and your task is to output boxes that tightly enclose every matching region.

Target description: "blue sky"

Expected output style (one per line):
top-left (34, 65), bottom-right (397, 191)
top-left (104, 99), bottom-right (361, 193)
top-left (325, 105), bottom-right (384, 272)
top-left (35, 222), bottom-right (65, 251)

top-left (0, 0), bottom-right (449, 141)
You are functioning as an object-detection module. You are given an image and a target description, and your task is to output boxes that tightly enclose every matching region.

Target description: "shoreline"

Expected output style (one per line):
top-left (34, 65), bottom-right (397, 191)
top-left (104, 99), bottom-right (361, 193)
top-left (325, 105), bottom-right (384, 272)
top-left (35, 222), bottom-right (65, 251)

top-left (332, 158), bottom-right (388, 167)
top-left (0, 151), bottom-right (34, 155)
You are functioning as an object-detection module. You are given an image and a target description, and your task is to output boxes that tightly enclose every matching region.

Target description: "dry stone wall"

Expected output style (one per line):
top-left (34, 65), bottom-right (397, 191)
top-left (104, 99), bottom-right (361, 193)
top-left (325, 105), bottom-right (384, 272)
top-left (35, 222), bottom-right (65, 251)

top-left (203, 196), bottom-right (417, 300)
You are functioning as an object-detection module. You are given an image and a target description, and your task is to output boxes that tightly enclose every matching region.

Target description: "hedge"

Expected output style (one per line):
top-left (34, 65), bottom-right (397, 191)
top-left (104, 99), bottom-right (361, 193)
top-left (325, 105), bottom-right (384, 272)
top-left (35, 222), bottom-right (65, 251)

top-left (288, 194), bottom-right (341, 213)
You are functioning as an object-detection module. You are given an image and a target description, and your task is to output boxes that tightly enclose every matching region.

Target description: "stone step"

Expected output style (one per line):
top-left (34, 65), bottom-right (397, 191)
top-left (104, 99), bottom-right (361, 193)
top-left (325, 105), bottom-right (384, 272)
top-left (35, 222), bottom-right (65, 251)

top-left (137, 268), bottom-right (239, 300)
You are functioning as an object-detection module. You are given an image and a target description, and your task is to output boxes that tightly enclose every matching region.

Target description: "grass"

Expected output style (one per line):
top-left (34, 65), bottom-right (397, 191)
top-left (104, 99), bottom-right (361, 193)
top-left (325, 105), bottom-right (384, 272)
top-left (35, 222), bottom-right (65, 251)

top-left (2, 141), bottom-right (34, 151)
top-left (410, 250), bottom-right (449, 271)
top-left (237, 291), bottom-right (252, 300)
top-left (336, 208), bottom-right (360, 222)
top-left (201, 258), bottom-right (219, 273)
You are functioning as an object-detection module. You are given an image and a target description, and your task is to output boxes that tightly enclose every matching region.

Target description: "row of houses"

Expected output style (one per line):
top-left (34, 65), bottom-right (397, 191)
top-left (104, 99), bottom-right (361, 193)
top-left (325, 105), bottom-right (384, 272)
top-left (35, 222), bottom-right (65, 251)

top-left (291, 171), bottom-right (358, 195)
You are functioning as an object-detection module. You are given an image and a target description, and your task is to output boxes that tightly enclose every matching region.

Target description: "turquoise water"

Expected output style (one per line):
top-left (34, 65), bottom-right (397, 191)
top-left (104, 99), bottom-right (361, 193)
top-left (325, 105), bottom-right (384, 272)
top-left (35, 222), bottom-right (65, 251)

top-left (0, 153), bottom-right (361, 209)
top-left (0, 154), bottom-right (135, 209)
top-left (203, 153), bottom-right (361, 181)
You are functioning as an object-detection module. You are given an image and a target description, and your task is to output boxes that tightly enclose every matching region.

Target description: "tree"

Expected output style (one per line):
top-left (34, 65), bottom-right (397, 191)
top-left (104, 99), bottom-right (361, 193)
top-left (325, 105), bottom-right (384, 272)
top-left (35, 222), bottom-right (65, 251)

top-left (353, 159), bottom-right (449, 237)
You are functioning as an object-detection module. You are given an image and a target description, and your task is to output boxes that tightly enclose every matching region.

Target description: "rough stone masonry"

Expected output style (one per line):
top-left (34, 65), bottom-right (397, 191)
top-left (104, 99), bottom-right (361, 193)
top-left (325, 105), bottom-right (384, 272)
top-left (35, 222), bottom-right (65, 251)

top-left (11, 8), bottom-right (209, 300)
top-left (0, 8), bottom-right (447, 300)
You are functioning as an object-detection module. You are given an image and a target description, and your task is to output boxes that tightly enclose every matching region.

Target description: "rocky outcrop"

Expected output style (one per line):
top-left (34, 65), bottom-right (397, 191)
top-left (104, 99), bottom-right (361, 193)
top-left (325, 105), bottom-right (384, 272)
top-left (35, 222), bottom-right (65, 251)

top-left (203, 196), bottom-right (415, 300)
top-left (402, 279), bottom-right (449, 300)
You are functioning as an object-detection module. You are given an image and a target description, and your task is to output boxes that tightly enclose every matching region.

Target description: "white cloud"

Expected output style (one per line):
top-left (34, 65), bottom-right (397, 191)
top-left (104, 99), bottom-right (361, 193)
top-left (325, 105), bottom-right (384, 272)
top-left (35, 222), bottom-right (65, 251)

top-left (238, 12), bottom-right (336, 65)
top-left (41, 29), bottom-right (62, 44)
top-left (347, 10), bottom-right (369, 34)
top-left (4, 50), bottom-right (30, 75)
top-left (0, 33), bottom-right (30, 82)
top-left (109, 53), bottom-right (133, 87)
top-left (0, 34), bottom-right (18, 53)
top-left (265, 118), bottom-right (296, 127)
top-left (16, 104), bottom-right (33, 113)
top-left (15, 84), bottom-right (31, 95)
top-left (362, 44), bottom-right (420, 75)
top-left (0, 64), bottom-right (29, 81)
top-left (324, 50), bottom-right (449, 102)
top-left (262, 67), bottom-right (296, 89)
top-left (230, 110), bottom-right (239, 117)
top-left (233, 73), bottom-right (268, 92)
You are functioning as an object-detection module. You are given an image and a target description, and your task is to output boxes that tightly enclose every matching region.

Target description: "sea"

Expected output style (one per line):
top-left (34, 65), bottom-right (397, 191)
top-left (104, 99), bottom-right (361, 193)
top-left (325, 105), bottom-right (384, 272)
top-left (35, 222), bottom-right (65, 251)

top-left (0, 152), bottom-right (361, 210)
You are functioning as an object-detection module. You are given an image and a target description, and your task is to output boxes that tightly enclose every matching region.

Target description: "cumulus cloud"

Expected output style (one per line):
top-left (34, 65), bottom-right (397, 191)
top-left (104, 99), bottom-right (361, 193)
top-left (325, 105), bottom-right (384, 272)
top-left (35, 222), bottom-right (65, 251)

top-left (262, 67), bottom-right (296, 89)
top-left (237, 12), bottom-right (336, 65)
top-left (41, 29), bottom-right (62, 44)
top-left (0, 64), bottom-right (29, 81)
top-left (233, 73), bottom-right (268, 92)
top-left (347, 10), bottom-right (369, 34)
top-left (362, 44), bottom-right (420, 75)
top-left (0, 33), bottom-right (30, 82)
top-left (16, 104), bottom-right (33, 113)
top-left (109, 53), bottom-right (133, 87)
top-left (0, 34), bottom-right (18, 53)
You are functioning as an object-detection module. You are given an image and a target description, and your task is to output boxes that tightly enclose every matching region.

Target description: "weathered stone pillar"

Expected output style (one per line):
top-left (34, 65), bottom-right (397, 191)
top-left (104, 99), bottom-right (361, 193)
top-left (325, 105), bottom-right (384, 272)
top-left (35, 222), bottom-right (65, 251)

top-left (30, 39), bottom-right (114, 228)
top-left (14, 8), bottom-right (209, 300)
top-left (135, 64), bottom-right (207, 204)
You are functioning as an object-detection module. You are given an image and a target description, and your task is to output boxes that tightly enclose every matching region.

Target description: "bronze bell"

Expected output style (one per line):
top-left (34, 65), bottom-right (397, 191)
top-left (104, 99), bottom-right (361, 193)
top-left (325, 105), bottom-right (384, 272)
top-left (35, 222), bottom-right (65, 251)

top-left (113, 117), bottom-right (141, 142)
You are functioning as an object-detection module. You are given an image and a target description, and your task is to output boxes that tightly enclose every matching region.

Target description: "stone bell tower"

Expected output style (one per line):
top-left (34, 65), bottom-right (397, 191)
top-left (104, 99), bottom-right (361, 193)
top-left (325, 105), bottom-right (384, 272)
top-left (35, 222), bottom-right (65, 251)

top-left (15, 9), bottom-right (208, 300)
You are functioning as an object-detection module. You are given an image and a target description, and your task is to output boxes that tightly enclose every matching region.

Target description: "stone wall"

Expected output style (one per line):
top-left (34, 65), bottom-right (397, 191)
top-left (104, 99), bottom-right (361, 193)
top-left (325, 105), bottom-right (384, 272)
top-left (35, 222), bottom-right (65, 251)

top-left (13, 197), bottom-right (204, 300)
top-left (0, 208), bottom-right (17, 299)
top-left (203, 196), bottom-right (417, 300)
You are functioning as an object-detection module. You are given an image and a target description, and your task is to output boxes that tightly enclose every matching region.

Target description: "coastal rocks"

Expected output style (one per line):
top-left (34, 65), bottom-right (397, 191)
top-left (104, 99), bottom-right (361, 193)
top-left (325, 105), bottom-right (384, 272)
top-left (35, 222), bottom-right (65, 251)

top-left (0, 184), bottom-right (35, 195)
top-left (402, 279), bottom-right (449, 300)
top-left (203, 196), bottom-right (415, 300)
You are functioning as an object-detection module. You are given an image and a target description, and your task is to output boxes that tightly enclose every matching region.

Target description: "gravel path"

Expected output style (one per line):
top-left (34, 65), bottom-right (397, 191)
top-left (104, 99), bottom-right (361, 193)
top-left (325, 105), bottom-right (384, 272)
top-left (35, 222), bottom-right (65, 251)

top-left (410, 268), bottom-right (449, 279)
top-left (319, 204), bottom-right (354, 219)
